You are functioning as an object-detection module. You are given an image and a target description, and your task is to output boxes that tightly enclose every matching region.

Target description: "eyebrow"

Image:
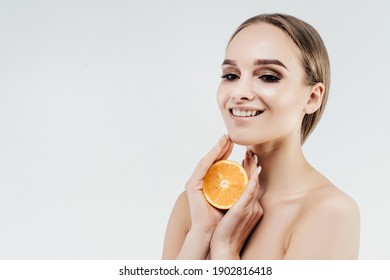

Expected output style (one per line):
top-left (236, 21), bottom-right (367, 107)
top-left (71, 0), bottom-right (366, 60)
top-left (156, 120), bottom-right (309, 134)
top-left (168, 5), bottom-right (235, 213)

top-left (222, 58), bottom-right (288, 70)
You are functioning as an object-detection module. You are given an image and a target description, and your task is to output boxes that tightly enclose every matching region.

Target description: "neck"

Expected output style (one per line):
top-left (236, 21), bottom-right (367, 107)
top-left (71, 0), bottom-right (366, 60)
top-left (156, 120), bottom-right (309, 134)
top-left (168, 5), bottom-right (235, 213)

top-left (251, 136), bottom-right (312, 194)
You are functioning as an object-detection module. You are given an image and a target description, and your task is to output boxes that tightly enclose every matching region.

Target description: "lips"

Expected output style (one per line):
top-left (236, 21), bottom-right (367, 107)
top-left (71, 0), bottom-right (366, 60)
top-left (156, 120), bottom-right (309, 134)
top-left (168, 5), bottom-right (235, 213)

top-left (229, 108), bottom-right (264, 117)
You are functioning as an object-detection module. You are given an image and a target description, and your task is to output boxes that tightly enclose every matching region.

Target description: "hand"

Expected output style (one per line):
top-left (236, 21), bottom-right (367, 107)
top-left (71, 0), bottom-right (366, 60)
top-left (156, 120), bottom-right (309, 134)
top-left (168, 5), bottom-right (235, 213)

top-left (184, 135), bottom-right (234, 235)
top-left (210, 149), bottom-right (263, 259)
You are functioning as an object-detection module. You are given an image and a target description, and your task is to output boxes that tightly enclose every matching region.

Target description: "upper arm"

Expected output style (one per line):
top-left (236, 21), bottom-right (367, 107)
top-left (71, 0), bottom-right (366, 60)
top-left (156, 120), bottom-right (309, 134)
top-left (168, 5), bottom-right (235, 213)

top-left (284, 195), bottom-right (360, 260)
top-left (162, 191), bottom-right (190, 259)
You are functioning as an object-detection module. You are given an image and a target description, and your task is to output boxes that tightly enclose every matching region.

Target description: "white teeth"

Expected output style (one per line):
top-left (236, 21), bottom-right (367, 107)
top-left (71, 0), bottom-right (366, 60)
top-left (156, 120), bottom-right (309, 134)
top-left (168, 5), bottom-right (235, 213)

top-left (231, 108), bottom-right (260, 117)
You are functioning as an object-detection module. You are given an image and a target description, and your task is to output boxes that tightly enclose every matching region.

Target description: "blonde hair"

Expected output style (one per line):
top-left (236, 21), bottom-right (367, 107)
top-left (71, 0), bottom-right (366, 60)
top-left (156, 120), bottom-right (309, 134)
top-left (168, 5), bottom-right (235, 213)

top-left (229, 14), bottom-right (330, 144)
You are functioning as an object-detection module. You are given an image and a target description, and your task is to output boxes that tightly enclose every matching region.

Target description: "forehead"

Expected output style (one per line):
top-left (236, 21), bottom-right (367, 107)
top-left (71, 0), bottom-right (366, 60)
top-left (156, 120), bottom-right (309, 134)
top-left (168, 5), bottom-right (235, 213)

top-left (226, 23), bottom-right (302, 69)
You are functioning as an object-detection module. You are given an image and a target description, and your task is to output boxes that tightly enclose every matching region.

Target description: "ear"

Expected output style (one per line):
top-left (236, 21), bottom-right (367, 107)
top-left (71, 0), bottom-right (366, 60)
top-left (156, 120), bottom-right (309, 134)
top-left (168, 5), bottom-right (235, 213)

top-left (304, 82), bottom-right (325, 114)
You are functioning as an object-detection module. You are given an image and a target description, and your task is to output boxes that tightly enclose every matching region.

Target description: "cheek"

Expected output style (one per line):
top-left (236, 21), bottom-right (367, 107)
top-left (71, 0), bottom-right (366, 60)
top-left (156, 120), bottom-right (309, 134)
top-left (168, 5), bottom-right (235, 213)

top-left (263, 85), bottom-right (307, 123)
top-left (273, 93), bottom-right (308, 133)
top-left (216, 84), bottom-right (228, 111)
top-left (268, 84), bottom-right (307, 112)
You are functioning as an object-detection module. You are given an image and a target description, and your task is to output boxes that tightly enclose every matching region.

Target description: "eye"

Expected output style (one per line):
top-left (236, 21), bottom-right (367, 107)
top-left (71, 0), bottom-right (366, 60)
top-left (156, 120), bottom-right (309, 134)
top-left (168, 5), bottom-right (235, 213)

top-left (260, 74), bottom-right (280, 83)
top-left (221, 73), bottom-right (240, 81)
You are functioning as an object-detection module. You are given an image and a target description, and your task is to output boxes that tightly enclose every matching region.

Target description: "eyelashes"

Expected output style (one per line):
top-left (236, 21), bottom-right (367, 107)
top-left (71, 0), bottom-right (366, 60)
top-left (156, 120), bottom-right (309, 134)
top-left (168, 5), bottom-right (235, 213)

top-left (220, 73), bottom-right (281, 83)
top-left (220, 73), bottom-right (239, 81)
top-left (260, 74), bottom-right (280, 83)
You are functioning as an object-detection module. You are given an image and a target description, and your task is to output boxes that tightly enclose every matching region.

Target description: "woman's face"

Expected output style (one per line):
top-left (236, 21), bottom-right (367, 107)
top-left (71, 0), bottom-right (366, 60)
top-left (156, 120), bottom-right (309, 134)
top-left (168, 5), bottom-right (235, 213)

top-left (217, 23), bottom-right (313, 147)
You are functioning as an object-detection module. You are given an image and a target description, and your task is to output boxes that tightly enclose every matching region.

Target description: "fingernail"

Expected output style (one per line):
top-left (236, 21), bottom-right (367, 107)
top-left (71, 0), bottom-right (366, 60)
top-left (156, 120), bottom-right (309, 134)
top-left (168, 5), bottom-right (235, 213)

top-left (254, 155), bottom-right (258, 165)
top-left (256, 166), bottom-right (262, 175)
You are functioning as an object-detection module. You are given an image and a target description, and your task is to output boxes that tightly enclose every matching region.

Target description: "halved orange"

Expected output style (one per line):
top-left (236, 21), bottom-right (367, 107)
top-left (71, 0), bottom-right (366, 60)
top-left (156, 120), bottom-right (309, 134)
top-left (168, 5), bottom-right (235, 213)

top-left (202, 160), bottom-right (248, 210)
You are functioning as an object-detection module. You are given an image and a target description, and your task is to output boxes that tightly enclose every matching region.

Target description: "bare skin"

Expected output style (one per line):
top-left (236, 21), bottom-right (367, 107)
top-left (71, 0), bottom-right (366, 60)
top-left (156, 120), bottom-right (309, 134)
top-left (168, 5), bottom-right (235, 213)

top-left (162, 23), bottom-right (360, 260)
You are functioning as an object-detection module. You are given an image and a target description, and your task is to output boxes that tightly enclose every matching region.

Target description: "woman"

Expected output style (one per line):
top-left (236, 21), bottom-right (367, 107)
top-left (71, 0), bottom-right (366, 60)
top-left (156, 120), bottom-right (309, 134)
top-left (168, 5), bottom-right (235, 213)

top-left (162, 13), bottom-right (360, 260)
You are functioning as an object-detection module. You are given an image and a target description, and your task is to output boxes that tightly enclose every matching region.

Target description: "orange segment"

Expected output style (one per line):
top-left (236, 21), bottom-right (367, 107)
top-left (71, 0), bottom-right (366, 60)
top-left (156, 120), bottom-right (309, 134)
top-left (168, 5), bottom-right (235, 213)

top-left (202, 160), bottom-right (248, 210)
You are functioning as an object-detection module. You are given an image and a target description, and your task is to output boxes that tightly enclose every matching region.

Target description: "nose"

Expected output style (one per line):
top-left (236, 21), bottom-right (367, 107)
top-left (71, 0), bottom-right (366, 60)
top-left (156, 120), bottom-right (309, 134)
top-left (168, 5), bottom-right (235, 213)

top-left (230, 79), bottom-right (255, 102)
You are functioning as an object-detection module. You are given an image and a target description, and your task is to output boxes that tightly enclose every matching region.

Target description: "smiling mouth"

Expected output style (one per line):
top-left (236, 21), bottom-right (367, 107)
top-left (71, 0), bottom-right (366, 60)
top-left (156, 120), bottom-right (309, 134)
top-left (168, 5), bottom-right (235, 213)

top-left (229, 108), bottom-right (264, 117)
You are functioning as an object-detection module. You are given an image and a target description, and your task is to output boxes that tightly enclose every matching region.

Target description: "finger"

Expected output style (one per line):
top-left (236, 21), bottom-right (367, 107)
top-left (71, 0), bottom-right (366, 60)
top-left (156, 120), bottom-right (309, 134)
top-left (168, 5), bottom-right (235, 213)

top-left (190, 135), bottom-right (228, 181)
top-left (235, 160), bottom-right (261, 209)
top-left (221, 139), bottom-right (234, 160)
top-left (214, 135), bottom-right (236, 162)
top-left (243, 150), bottom-right (251, 175)
top-left (217, 137), bottom-right (231, 160)
top-left (253, 166), bottom-right (262, 201)
top-left (249, 153), bottom-right (261, 200)
top-left (247, 147), bottom-right (253, 158)
top-left (246, 153), bottom-right (262, 202)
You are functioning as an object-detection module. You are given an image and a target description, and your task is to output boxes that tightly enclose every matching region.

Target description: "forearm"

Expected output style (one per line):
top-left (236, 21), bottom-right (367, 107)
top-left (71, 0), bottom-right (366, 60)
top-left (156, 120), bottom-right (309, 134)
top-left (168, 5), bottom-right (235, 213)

top-left (176, 230), bottom-right (213, 260)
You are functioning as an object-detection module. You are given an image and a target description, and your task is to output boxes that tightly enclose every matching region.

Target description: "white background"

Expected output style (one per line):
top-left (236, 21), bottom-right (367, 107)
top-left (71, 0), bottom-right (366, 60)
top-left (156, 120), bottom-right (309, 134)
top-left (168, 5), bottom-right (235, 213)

top-left (0, 0), bottom-right (389, 259)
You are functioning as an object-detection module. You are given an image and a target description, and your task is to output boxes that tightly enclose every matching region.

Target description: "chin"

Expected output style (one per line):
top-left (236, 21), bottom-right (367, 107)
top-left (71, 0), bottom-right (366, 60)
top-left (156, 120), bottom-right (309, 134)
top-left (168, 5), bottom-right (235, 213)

top-left (228, 131), bottom-right (261, 146)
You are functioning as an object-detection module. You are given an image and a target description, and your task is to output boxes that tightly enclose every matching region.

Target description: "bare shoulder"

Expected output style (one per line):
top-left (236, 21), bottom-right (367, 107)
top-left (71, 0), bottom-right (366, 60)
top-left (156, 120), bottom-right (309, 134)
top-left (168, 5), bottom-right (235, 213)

top-left (167, 191), bottom-right (191, 231)
top-left (301, 177), bottom-right (360, 234)
top-left (306, 182), bottom-right (359, 219)
top-left (285, 179), bottom-right (360, 259)
top-left (162, 191), bottom-right (191, 259)
top-left (173, 191), bottom-right (191, 217)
